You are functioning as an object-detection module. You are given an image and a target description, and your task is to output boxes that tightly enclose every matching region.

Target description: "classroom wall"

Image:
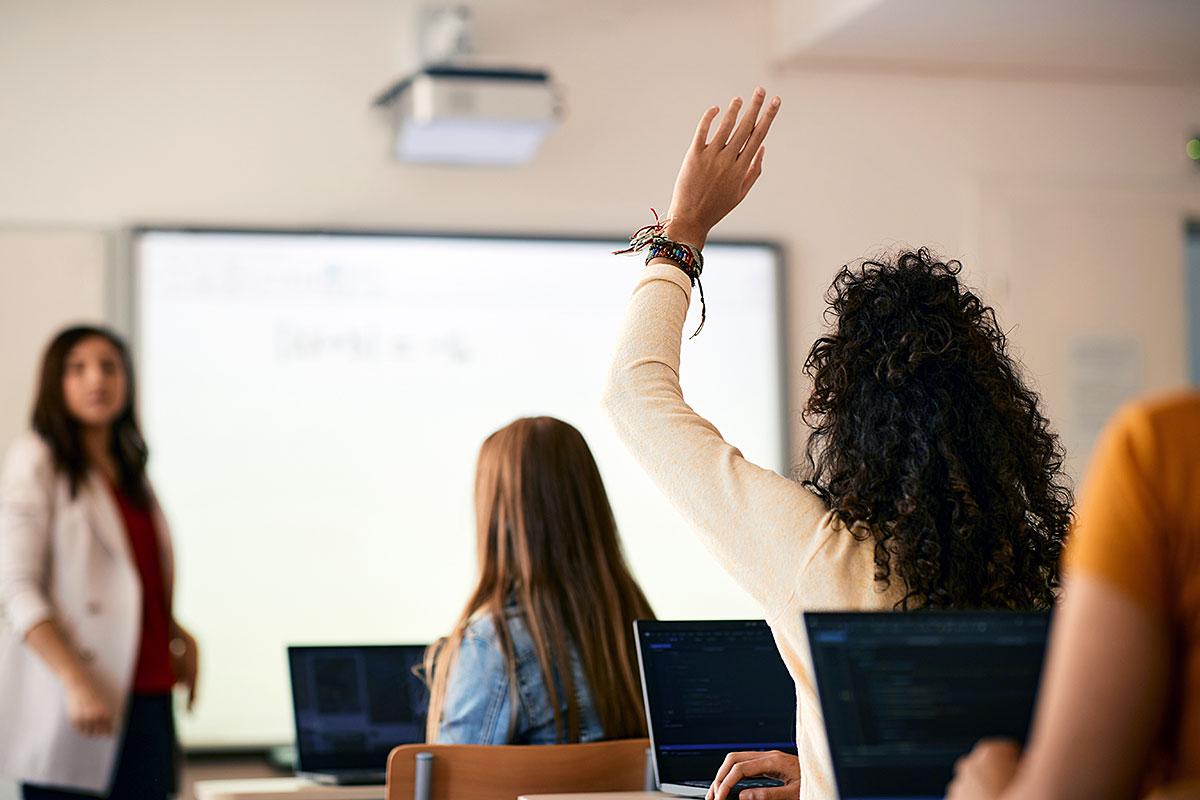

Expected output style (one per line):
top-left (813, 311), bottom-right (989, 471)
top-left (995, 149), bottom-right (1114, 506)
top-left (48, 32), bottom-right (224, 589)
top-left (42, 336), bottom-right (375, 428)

top-left (0, 0), bottom-right (1198, 791)
top-left (3, 0), bottom-right (1198, 477)
top-left (0, 230), bottom-right (108, 443)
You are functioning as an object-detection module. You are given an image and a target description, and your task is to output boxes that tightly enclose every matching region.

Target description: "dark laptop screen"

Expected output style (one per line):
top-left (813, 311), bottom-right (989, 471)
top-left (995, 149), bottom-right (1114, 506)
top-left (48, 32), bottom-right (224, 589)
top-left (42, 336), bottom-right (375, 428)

top-left (288, 645), bottom-right (429, 772)
top-left (636, 620), bottom-right (797, 784)
top-left (805, 612), bottom-right (1050, 800)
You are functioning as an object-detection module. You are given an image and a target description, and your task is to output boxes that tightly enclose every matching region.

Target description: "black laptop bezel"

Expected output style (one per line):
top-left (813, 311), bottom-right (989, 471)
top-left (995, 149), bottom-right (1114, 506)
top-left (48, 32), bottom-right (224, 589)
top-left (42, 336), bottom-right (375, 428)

top-left (804, 611), bottom-right (1051, 800)
top-left (634, 619), bottom-right (798, 791)
top-left (286, 643), bottom-right (430, 775)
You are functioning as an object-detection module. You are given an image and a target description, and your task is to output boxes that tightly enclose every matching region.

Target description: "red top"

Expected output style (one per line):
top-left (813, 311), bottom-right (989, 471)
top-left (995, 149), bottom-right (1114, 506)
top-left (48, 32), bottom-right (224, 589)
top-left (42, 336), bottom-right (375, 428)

top-left (107, 483), bottom-right (175, 694)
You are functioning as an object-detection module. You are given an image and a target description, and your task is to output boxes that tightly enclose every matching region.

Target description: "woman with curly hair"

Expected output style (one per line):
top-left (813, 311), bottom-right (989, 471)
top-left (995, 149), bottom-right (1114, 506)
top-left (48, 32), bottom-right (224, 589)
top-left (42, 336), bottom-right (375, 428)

top-left (603, 89), bottom-right (1071, 800)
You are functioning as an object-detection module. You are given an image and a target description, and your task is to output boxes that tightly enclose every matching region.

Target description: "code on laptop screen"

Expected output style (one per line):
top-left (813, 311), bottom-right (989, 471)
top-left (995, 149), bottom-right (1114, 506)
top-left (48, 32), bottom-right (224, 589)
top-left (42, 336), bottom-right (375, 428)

top-left (805, 612), bottom-right (1050, 800)
top-left (288, 645), bottom-right (429, 772)
top-left (637, 621), bottom-right (797, 784)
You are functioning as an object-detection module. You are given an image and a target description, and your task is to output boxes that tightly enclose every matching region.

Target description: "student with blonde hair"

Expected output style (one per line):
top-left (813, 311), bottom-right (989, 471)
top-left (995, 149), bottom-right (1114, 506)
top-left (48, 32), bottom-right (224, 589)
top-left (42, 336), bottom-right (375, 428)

top-left (424, 416), bottom-right (655, 745)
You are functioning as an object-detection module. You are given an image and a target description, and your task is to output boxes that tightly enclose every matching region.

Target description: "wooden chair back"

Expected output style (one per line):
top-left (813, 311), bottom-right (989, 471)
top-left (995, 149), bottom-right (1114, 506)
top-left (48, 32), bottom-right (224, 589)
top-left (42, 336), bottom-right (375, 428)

top-left (385, 738), bottom-right (652, 800)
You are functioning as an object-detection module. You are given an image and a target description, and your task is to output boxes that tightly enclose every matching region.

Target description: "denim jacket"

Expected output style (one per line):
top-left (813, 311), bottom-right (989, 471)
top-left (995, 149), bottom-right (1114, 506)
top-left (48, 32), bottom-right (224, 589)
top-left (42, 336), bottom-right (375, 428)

top-left (436, 605), bottom-right (605, 744)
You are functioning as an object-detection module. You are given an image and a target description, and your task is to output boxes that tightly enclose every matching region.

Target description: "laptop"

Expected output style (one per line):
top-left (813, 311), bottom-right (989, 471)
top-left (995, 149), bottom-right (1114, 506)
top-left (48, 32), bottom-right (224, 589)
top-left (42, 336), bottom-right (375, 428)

top-left (635, 620), bottom-right (799, 799)
top-left (805, 611), bottom-right (1050, 800)
top-left (287, 644), bottom-right (430, 786)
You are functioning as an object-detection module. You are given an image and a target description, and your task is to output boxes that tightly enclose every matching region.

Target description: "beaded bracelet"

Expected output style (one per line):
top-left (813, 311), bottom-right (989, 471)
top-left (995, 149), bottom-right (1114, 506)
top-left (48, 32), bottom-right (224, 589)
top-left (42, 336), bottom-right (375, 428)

top-left (614, 209), bottom-right (708, 338)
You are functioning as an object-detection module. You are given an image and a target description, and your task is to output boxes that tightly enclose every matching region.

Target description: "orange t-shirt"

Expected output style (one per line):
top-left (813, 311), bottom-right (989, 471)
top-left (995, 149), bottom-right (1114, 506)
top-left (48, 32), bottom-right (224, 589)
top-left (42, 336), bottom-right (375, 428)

top-left (1065, 391), bottom-right (1200, 788)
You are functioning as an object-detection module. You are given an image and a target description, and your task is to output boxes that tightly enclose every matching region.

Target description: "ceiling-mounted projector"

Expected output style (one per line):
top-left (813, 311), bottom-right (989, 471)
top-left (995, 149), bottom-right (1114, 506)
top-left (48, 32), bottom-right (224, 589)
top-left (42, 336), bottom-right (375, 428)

top-left (373, 64), bottom-right (560, 166)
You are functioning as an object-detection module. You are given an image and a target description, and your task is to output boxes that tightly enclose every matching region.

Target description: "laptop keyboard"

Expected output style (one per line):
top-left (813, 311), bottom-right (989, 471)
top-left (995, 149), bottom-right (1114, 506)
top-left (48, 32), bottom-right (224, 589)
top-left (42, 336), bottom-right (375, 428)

top-left (317, 770), bottom-right (386, 785)
top-left (680, 777), bottom-right (785, 792)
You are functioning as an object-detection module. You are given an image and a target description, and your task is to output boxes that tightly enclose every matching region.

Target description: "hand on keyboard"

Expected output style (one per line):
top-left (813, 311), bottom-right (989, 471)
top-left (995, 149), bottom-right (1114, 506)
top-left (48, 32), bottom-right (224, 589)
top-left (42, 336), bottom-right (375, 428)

top-left (707, 749), bottom-right (800, 800)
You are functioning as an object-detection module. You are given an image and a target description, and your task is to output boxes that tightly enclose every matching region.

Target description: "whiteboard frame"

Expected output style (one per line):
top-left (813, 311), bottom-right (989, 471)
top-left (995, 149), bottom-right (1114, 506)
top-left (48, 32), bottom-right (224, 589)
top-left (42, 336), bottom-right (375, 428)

top-left (123, 225), bottom-right (792, 754)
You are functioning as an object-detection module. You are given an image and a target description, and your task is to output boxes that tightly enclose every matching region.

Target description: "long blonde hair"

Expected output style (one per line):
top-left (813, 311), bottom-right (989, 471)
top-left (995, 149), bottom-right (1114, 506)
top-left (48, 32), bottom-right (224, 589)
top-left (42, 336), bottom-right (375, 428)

top-left (424, 416), bottom-right (654, 743)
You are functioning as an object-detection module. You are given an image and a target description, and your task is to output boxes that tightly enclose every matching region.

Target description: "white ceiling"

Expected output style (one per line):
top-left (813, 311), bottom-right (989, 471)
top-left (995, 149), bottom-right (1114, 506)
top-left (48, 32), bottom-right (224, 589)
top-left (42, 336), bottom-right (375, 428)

top-left (772, 0), bottom-right (1200, 82)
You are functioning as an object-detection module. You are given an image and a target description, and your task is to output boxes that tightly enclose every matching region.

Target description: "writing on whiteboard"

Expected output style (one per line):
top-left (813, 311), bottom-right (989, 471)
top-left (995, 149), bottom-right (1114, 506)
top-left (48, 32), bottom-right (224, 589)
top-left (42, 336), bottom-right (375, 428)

top-left (274, 324), bottom-right (472, 365)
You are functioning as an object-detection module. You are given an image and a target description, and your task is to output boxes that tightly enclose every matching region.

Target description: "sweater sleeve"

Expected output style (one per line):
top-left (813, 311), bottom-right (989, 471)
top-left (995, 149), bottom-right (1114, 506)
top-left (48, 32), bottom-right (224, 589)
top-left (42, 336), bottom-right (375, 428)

top-left (0, 434), bottom-right (57, 637)
top-left (602, 262), bottom-right (830, 617)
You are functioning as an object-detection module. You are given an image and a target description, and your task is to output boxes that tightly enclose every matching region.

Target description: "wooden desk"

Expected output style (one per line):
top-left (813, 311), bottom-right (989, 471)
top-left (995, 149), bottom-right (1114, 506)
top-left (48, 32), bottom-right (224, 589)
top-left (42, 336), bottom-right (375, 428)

top-left (195, 783), bottom-right (666, 800)
top-left (193, 778), bottom-right (384, 800)
top-left (519, 793), bottom-right (674, 800)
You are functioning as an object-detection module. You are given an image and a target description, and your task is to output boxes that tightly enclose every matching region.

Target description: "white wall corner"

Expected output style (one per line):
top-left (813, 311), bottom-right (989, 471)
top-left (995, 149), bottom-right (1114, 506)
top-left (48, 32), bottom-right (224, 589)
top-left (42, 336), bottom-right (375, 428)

top-left (770, 0), bottom-right (886, 63)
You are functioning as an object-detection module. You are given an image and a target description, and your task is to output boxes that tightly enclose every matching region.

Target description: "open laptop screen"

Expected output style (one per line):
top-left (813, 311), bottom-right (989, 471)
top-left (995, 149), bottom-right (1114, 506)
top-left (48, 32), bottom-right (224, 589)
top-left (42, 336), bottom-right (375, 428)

top-left (635, 620), bottom-right (797, 785)
top-left (805, 612), bottom-right (1050, 800)
top-left (287, 645), bottom-right (429, 772)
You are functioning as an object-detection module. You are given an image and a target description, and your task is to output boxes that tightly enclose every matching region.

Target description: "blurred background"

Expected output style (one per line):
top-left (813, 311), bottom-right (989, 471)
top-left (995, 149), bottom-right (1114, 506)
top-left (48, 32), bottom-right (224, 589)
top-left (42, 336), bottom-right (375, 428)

top-left (1, 1), bottom-right (1198, 796)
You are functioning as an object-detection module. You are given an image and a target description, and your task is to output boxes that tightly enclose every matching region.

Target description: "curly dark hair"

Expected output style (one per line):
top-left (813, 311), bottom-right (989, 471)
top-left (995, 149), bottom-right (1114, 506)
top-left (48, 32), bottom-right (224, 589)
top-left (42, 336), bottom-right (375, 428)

top-left (801, 248), bottom-right (1071, 610)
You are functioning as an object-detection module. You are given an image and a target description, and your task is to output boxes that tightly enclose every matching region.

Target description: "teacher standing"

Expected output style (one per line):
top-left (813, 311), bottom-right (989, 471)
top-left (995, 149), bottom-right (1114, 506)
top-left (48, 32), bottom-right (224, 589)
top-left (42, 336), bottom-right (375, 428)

top-left (0, 325), bottom-right (198, 799)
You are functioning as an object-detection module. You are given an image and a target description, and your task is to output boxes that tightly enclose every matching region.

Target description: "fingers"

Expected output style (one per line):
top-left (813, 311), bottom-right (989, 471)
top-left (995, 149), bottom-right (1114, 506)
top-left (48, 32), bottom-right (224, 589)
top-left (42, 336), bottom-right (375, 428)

top-left (947, 750), bottom-right (974, 800)
top-left (952, 742), bottom-right (983, 775)
top-left (91, 711), bottom-right (113, 737)
top-left (962, 738), bottom-right (1019, 765)
top-left (714, 761), bottom-right (750, 800)
top-left (74, 709), bottom-right (114, 737)
top-left (708, 752), bottom-right (757, 800)
top-left (987, 738), bottom-right (1021, 758)
top-left (694, 90), bottom-right (780, 154)
top-left (728, 88), bottom-right (766, 152)
top-left (692, 105), bottom-right (720, 151)
top-left (946, 739), bottom-right (1020, 800)
top-left (711, 96), bottom-right (743, 147)
top-left (740, 95), bottom-right (781, 160)
top-left (708, 750), bottom-right (799, 800)
top-left (740, 785), bottom-right (796, 800)
top-left (739, 145), bottom-right (765, 200)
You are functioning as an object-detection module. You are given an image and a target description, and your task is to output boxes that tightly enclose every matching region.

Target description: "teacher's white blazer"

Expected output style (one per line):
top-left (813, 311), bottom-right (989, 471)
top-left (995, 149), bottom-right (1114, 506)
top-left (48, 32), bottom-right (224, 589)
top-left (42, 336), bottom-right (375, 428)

top-left (0, 431), bottom-right (174, 793)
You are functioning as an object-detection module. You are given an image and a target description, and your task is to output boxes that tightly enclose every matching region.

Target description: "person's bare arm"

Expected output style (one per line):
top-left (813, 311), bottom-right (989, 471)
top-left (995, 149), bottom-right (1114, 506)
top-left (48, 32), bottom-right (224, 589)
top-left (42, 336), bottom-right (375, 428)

top-left (1009, 573), bottom-right (1169, 799)
top-left (948, 573), bottom-right (1169, 800)
top-left (25, 619), bottom-right (116, 737)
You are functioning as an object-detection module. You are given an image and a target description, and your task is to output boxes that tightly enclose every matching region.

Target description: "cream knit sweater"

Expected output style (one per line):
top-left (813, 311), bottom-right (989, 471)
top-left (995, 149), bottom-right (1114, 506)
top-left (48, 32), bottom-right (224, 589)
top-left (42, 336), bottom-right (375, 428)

top-left (604, 262), bottom-right (905, 800)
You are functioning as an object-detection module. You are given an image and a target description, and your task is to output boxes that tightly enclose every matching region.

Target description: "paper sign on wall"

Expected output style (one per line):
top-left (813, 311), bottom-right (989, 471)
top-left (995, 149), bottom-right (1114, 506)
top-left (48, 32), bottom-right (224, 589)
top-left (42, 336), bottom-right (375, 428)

top-left (1068, 336), bottom-right (1143, 461)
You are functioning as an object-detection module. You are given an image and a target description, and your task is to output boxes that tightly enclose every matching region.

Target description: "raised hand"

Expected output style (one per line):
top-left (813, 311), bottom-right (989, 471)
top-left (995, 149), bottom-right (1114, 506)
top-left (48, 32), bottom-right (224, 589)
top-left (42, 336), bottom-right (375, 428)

top-left (664, 88), bottom-right (782, 250)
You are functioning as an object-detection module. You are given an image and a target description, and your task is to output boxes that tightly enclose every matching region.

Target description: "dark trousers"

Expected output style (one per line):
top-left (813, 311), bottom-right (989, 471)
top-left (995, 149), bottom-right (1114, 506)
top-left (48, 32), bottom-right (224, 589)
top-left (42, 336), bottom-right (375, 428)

top-left (23, 693), bottom-right (177, 800)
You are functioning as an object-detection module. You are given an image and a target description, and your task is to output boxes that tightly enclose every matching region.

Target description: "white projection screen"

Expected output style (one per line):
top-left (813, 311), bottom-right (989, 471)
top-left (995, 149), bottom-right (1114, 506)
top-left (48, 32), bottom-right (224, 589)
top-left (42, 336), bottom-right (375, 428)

top-left (133, 229), bottom-right (788, 748)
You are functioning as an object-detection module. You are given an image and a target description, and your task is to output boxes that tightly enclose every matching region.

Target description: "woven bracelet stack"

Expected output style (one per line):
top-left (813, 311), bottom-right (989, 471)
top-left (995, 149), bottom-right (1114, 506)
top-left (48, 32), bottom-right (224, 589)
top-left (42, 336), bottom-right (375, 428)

top-left (614, 209), bottom-right (707, 338)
